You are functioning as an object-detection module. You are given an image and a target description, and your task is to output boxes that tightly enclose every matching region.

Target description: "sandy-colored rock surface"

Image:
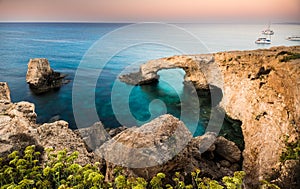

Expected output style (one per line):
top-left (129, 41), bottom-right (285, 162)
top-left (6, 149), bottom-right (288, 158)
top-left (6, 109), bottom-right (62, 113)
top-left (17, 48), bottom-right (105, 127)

top-left (0, 82), bottom-right (93, 165)
top-left (98, 115), bottom-right (241, 182)
top-left (0, 82), bottom-right (11, 103)
top-left (26, 58), bottom-right (66, 93)
top-left (120, 46), bottom-right (300, 188)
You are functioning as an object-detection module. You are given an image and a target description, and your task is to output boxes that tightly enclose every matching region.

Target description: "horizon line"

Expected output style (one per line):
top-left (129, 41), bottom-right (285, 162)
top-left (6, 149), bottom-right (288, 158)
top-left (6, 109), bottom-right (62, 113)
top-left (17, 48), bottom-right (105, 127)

top-left (0, 20), bottom-right (300, 25)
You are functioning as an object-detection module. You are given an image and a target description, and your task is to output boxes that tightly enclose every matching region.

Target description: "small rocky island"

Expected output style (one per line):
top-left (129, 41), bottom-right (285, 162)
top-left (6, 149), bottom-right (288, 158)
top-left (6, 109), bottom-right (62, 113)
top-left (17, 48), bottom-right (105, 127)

top-left (26, 58), bottom-right (67, 94)
top-left (0, 46), bottom-right (299, 188)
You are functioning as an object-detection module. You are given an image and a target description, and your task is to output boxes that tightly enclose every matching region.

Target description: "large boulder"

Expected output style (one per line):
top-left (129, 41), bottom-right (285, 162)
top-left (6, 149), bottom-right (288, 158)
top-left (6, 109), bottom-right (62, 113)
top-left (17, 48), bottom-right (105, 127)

top-left (26, 58), bottom-right (67, 94)
top-left (98, 114), bottom-right (193, 169)
top-left (97, 114), bottom-right (242, 182)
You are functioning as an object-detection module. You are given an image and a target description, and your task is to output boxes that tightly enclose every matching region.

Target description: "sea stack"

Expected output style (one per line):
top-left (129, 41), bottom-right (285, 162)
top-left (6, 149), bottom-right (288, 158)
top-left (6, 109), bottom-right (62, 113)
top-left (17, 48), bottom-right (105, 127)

top-left (26, 58), bottom-right (66, 94)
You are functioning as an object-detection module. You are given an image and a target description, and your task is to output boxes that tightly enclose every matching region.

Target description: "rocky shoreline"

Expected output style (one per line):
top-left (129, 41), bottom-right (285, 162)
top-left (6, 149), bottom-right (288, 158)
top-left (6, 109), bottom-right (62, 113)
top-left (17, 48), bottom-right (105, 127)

top-left (0, 82), bottom-right (242, 184)
top-left (0, 46), bottom-right (299, 188)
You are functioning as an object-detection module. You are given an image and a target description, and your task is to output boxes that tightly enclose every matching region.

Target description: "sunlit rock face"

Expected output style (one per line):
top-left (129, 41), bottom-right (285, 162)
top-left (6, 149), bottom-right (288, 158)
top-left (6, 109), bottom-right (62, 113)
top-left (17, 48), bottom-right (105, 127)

top-left (0, 82), bottom-right (11, 103)
top-left (120, 46), bottom-right (300, 188)
top-left (119, 55), bottom-right (215, 89)
top-left (26, 58), bottom-right (67, 94)
top-left (0, 82), bottom-right (93, 165)
top-left (97, 114), bottom-right (242, 182)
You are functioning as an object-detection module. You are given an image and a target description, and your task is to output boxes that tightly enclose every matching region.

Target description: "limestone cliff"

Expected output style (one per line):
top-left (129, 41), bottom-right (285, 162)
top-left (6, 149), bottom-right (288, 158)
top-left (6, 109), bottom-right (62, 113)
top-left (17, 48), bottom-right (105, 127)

top-left (120, 46), bottom-right (300, 188)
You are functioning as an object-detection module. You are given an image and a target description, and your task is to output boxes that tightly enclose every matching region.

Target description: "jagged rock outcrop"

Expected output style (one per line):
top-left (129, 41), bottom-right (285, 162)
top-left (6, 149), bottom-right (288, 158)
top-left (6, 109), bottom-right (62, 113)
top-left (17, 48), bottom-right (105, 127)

top-left (97, 114), bottom-right (242, 182)
top-left (0, 82), bottom-right (93, 165)
top-left (120, 46), bottom-right (300, 188)
top-left (107, 126), bottom-right (127, 138)
top-left (1, 82), bottom-right (245, 185)
top-left (0, 82), bottom-right (10, 103)
top-left (74, 122), bottom-right (111, 152)
top-left (98, 115), bottom-right (193, 169)
top-left (214, 136), bottom-right (241, 163)
top-left (26, 58), bottom-right (67, 94)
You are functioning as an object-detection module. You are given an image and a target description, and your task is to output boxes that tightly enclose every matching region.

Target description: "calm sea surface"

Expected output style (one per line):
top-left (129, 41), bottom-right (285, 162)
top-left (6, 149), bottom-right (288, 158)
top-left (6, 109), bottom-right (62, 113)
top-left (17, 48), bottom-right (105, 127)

top-left (0, 23), bottom-right (299, 136)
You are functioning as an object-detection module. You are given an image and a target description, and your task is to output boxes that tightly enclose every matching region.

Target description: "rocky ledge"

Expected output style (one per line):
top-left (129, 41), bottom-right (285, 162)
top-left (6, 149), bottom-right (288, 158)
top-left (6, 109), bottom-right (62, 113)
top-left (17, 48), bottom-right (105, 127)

top-left (120, 46), bottom-right (300, 188)
top-left (97, 114), bottom-right (242, 183)
top-left (0, 82), bottom-right (93, 165)
top-left (26, 58), bottom-right (68, 94)
top-left (0, 82), bottom-right (243, 186)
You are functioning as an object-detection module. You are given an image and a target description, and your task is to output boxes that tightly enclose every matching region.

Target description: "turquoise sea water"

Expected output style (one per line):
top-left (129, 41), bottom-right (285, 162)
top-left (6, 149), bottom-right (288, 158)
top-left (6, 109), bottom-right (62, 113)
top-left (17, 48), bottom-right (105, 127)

top-left (0, 23), bottom-right (299, 136)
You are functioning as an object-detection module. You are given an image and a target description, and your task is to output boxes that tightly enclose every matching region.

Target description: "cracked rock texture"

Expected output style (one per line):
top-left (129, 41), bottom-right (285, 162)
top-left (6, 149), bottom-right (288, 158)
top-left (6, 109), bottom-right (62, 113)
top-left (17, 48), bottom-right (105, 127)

top-left (120, 46), bottom-right (300, 188)
top-left (0, 82), bottom-right (94, 165)
top-left (26, 58), bottom-right (67, 94)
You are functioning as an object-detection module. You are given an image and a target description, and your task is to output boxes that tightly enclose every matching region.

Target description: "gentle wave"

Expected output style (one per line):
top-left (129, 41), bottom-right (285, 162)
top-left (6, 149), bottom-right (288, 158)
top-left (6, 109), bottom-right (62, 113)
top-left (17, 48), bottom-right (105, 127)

top-left (0, 30), bottom-right (28, 34)
top-left (30, 38), bottom-right (82, 44)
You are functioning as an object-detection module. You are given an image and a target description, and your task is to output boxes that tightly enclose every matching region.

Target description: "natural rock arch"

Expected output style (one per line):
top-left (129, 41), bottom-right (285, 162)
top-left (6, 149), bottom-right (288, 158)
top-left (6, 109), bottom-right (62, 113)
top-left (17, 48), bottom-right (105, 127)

top-left (119, 55), bottom-right (222, 90)
top-left (120, 46), bottom-right (300, 188)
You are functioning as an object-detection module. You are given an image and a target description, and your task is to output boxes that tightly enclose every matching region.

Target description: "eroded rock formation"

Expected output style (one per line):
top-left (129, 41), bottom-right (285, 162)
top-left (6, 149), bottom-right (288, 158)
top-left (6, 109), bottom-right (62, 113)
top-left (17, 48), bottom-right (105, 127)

top-left (26, 58), bottom-right (67, 94)
top-left (120, 46), bottom-right (300, 188)
top-left (0, 82), bottom-right (93, 165)
top-left (1, 82), bottom-right (244, 186)
top-left (0, 82), bottom-right (11, 103)
top-left (119, 55), bottom-right (214, 89)
top-left (74, 122), bottom-right (111, 152)
top-left (97, 114), bottom-right (242, 183)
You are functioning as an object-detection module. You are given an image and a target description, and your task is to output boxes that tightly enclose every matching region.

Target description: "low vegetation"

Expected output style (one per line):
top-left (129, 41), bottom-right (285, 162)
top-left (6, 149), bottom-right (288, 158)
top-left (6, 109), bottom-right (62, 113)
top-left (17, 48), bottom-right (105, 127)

top-left (280, 137), bottom-right (300, 162)
top-left (275, 51), bottom-right (300, 62)
top-left (0, 145), bottom-right (247, 189)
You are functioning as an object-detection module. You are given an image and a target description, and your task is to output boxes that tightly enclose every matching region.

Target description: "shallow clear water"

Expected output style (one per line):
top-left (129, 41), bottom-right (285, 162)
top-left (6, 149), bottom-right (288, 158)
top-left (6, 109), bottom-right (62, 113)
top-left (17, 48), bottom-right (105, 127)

top-left (0, 23), bottom-right (299, 136)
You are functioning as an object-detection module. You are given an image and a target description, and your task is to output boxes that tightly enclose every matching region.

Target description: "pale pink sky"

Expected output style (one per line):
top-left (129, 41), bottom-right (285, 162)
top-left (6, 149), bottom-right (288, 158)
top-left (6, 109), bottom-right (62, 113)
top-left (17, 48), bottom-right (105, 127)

top-left (0, 0), bottom-right (299, 22)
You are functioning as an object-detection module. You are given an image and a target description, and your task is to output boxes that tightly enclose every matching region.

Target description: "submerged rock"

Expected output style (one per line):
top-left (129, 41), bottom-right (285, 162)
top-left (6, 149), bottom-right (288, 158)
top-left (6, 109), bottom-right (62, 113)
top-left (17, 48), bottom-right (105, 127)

top-left (48, 114), bottom-right (61, 123)
top-left (26, 58), bottom-right (67, 94)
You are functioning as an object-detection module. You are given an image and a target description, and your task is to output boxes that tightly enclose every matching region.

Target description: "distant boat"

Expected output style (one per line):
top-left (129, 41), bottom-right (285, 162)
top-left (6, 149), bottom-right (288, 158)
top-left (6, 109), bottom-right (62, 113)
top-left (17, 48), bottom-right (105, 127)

top-left (262, 29), bottom-right (274, 35)
top-left (262, 22), bottom-right (274, 35)
top-left (255, 37), bottom-right (271, 44)
top-left (286, 36), bottom-right (300, 41)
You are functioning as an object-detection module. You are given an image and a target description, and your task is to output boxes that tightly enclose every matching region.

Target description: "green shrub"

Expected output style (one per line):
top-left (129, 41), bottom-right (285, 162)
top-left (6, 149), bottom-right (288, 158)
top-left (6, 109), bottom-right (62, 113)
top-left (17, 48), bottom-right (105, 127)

top-left (280, 137), bottom-right (300, 162)
top-left (0, 145), bottom-right (247, 189)
top-left (276, 51), bottom-right (300, 62)
top-left (260, 180), bottom-right (280, 189)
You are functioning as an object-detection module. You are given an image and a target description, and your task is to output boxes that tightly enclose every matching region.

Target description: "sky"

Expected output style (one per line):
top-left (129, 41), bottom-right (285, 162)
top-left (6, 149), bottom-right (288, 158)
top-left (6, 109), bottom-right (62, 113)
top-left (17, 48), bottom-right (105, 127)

top-left (0, 0), bottom-right (299, 22)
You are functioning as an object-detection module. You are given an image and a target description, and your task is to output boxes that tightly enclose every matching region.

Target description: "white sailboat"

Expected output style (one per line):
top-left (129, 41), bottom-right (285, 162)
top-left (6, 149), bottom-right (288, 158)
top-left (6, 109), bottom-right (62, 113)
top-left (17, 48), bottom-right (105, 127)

top-left (262, 22), bottom-right (274, 35)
